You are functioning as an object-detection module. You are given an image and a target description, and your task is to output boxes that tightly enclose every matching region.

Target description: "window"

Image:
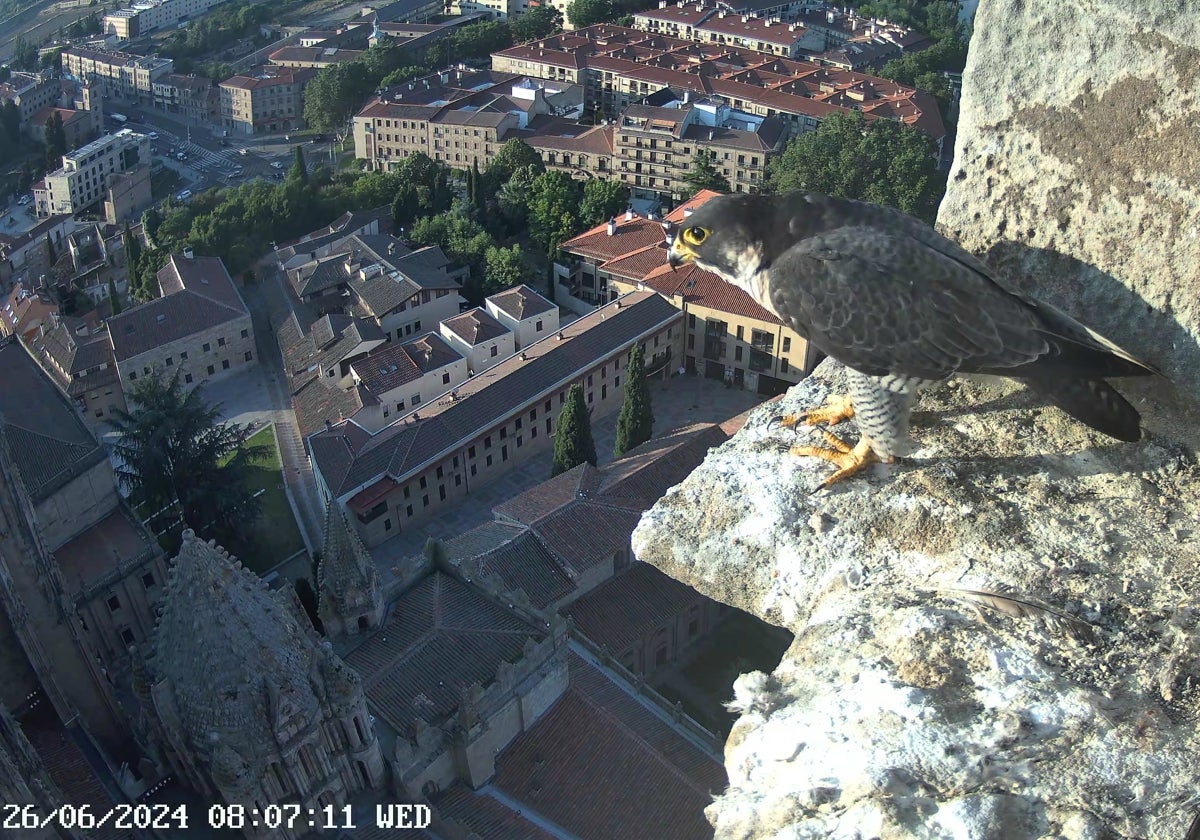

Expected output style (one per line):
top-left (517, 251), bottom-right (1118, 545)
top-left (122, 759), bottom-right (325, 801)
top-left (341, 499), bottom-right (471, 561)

top-left (422, 494), bottom-right (429, 507)
top-left (455, 474), bottom-right (462, 486)
top-left (486, 454), bottom-right (493, 466)
top-left (736, 325), bottom-right (744, 341)
top-left (208, 365), bottom-right (215, 375)
top-left (185, 373), bottom-right (193, 383)
top-left (484, 435), bottom-right (492, 449)
top-left (436, 466), bottom-right (444, 479)
top-left (735, 346), bottom-right (743, 362)
top-left (180, 351), bottom-right (188, 360)
top-left (218, 337), bottom-right (226, 347)
top-left (241, 329), bottom-right (249, 338)
top-left (165, 356), bottom-right (173, 366)
top-left (531, 426), bottom-right (537, 439)
top-left (442, 372), bottom-right (450, 384)
top-left (419, 476), bottom-right (427, 489)
top-left (499, 428), bottom-right (507, 440)
top-left (130, 371), bottom-right (137, 380)
top-left (490, 345), bottom-right (498, 357)
top-left (412, 393), bottom-right (421, 405)
top-left (120, 627), bottom-right (135, 645)
top-left (530, 408), bottom-right (537, 421)
top-left (439, 486), bottom-right (446, 501)
top-left (222, 360), bottom-right (230, 370)
top-left (782, 336), bottom-right (791, 352)
top-left (245, 351), bottom-right (253, 362)
top-left (468, 445), bottom-right (476, 458)
top-left (782, 358), bottom-right (790, 372)
top-left (106, 594), bottom-right (121, 612)
top-left (203, 342), bottom-right (211, 352)
top-left (142, 571), bottom-right (155, 588)
top-left (544, 400), bottom-right (551, 413)
top-left (536, 319), bottom-right (543, 331)
top-left (470, 464), bottom-right (477, 476)
top-left (406, 504), bottom-right (413, 516)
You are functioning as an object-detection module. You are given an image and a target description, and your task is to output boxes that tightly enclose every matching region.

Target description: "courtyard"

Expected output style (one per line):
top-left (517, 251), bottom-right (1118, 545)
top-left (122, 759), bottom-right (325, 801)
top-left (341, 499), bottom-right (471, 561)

top-left (219, 425), bottom-right (306, 574)
top-left (364, 372), bottom-right (767, 572)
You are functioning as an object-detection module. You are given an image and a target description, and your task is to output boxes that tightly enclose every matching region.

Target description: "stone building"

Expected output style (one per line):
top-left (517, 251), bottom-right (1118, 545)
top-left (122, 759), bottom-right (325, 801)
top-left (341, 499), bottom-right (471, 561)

top-left (560, 192), bottom-right (820, 393)
top-left (317, 506), bottom-right (384, 637)
top-left (107, 252), bottom-right (256, 392)
top-left (0, 70), bottom-right (59, 130)
top-left (438, 306), bottom-right (513, 375)
top-left (0, 705), bottom-right (68, 840)
top-left (60, 48), bottom-right (173, 104)
top-left (219, 67), bottom-right (316, 136)
top-left (308, 290), bottom-right (682, 548)
top-left (484, 284), bottom-right (558, 351)
top-left (30, 313), bottom-right (126, 428)
top-left (144, 531), bottom-right (384, 836)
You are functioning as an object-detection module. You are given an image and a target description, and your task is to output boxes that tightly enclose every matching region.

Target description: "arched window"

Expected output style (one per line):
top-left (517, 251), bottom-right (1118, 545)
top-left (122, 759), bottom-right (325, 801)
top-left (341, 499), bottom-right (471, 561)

top-left (354, 716), bottom-right (367, 745)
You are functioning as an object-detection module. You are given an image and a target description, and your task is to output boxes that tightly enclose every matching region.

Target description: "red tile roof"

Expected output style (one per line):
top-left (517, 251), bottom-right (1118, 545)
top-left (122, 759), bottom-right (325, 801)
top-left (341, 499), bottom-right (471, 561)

top-left (492, 653), bottom-right (725, 840)
top-left (567, 562), bottom-right (707, 652)
top-left (562, 215), bottom-right (669, 263)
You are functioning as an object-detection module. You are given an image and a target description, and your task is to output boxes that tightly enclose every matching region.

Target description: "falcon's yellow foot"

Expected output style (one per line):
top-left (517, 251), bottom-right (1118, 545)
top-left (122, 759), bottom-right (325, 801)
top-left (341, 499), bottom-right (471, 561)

top-left (790, 433), bottom-right (881, 488)
top-left (774, 394), bottom-right (856, 430)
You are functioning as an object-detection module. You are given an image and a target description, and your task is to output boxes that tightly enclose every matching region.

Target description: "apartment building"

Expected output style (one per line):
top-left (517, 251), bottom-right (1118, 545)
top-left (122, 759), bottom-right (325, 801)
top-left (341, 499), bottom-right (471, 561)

top-left (439, 307), bottom-right (514, 374)
top-left (61, 47), bottom-right (173, 103)
top-left (309, 290), bottom-right (683, 547)
top-left (635, 3), bottom-right (825, 57)
top-left (492, 25), bottom-right (944, 147)
top-left (151, 73), bottom-right (219, 123)
top-left (106, 252), bottom-right (256, 390)
top-left (33, 129), bottom-right (151, 217)
top-left (346, 332), bottom-right (469, 432)
top-left (353, 69), bottom-right (583, 170)
top-left (559, 191), bottom-right (817, 394)
top-left (102, 0), bottom-right (229, 39)
top-left (485, 284), bottom-right (558, 350)
top-left (614, 94), bottom-right (784, 199)
top-left (219, 66), bottom-right (316, 136)
top-left (0, 71), bottom-right (59, 129)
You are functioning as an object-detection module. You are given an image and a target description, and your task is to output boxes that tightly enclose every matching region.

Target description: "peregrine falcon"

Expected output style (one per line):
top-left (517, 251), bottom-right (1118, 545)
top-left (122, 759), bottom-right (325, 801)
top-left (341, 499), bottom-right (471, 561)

top-left (665, 192), bottom-right (1160, 486)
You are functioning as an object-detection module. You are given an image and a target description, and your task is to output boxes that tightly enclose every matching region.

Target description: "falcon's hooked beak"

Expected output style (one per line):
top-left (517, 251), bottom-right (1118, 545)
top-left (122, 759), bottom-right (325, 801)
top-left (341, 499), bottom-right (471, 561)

top-left (667, 224), bottom-right (696, 271)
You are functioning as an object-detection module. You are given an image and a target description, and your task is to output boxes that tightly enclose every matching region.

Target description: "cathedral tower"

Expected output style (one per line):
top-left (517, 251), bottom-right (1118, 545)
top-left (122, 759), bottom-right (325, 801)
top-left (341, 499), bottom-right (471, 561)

top-left (147, 531), bottom-right (384, 839)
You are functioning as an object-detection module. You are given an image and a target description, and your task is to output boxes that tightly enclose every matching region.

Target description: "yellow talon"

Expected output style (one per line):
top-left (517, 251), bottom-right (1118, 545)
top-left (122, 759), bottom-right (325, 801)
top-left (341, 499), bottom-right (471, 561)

top-left (774, 395), bottom-right (856, 430)
top-left (790, 436), bottom-right (879, 487)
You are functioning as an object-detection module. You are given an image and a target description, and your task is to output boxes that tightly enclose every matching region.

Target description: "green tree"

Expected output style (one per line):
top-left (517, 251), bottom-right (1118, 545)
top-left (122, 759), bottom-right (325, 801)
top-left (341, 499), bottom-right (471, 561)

top-left (678, 151), bottom-right (730, 199)
top-left (551, 383), bottom-right (596, 477)
top-left (141, 208), bottom-right (162, 244)
top-left (107, 275), bottom-right (122, 315)
top-left (447, 20), bottom-right (513, 61)
top-left (496, 163), bottom-right (540, 231)
top-left (528, 170), bottom-right (581, 257)
top-left (483, 244), bottom-right (529, 296)
top-left (566, 0), bottom-right (614, 27)
top-left (579, 178), bottom-right (628, 227)
top-left (110, 371), bottom-right (264, 546)
top-left (511, 4), bottom-right (562, 41)
top-left (45, 111), bottom-right (67, 170)
top-left (12, 38), bottom-right (36, 71)
top-left (16, 162), bottom-right (32, 195)
top-left (486, 138), bottom-right (544, 191)
top-left (767, 110), bottom-right (944, 223)
top-left (614, 343), bottom-right (654, 457)
top-left (291, 144), bottom-right (308, 185)
top-left (303, 62), bottom-right (372, 132)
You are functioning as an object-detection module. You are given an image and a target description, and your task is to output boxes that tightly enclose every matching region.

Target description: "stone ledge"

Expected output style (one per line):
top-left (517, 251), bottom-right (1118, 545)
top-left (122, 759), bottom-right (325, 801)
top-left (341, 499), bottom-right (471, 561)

top-left (632, 359), bottom-right (1200, 839)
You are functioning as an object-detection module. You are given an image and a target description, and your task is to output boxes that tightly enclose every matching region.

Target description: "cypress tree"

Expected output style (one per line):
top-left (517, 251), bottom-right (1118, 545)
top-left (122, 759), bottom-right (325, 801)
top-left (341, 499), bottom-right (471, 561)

top-left (614, 343), bottom-right (654, 457)
top-left (107, 275), bottom-right (122, 315)
top-left (46, 233), bottom-right (57, 265)
top-left (466, 165), bottom-right (476, 203)
top-left (472, 160), bottom-right (485, 213)
top-left (292, 144), bottom-right (308, 184)
top-left (551, 383), bottom-right (597, 477)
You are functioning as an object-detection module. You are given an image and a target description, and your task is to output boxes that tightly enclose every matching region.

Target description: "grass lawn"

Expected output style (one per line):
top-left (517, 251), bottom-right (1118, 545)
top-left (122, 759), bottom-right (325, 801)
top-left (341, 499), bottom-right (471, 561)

top-left (221, 426), bottom-right (306, 574)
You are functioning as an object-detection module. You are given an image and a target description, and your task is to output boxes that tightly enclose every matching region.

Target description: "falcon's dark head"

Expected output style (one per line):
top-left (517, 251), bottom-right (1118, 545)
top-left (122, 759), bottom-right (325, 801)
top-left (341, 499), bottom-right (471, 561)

top-left (666, 194), bottom-right (776, 300)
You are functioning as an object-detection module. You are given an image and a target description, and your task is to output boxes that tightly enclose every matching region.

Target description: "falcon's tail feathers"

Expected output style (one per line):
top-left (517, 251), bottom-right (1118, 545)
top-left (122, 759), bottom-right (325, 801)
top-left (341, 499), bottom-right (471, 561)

top-left (1029, 378), bottom-right (1143, 442)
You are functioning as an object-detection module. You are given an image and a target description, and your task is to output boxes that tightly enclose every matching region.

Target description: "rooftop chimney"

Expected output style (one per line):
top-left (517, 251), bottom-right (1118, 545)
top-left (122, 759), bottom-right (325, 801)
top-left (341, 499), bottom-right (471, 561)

top-left (684, 208), bottom-right (694, 217)
top-left (607, 217), bottom-right (617, 236)
top-left (625, 208), bottom-right (634, 221)
top-left (183, 248), bottom-right (194, 259)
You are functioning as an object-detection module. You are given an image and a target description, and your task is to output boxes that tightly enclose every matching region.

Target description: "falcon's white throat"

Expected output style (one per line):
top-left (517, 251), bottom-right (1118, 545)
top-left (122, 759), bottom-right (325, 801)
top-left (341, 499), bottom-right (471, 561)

top-left (702, 243), bottom-right (772, 310)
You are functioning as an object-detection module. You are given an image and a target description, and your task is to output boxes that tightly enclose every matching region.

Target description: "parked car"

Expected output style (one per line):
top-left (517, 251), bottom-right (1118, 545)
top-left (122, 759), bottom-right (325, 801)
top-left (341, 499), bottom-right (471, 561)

top-left (238, 148), bottom-right (249, 156)
top-left (270, 161), bottom-right (283, 169)
top-left (176, 152), bottom-right (187, 161)
top-left (147, 131), bottom-right (159, 139)
top-left (17, 194), bottom-right (30, 205)
top-left (176, 189), bottom-right (192, 201)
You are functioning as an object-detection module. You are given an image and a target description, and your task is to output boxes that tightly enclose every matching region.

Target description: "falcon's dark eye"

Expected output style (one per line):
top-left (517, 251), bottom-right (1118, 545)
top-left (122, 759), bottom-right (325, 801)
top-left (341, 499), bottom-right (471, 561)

top-left (683, 226), bottom-right (709, 246)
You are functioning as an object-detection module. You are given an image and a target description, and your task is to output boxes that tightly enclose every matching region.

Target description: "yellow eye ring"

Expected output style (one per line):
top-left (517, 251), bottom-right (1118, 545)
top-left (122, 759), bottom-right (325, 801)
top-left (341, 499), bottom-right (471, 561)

top-left (683, 226), bottom-right (708, 245)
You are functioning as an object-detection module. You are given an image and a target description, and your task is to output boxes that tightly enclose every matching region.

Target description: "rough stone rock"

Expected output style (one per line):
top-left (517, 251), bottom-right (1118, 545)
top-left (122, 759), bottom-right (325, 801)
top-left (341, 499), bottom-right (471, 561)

top-left (936, 0), bottom-right (1200, 423)
top-left (632, 363), bottom-right (1200, 839)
